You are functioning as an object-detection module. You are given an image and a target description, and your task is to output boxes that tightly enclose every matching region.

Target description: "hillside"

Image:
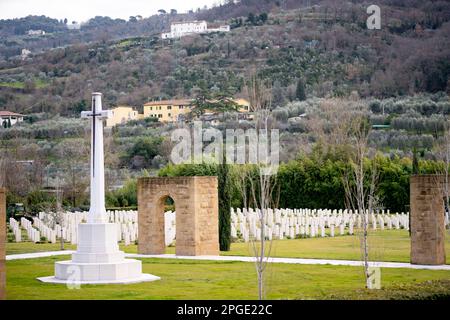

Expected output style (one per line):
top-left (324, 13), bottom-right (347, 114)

top-left (0, 0), bottom-right (449, 116)
top-left (0, 1), bottom-right (450, 214)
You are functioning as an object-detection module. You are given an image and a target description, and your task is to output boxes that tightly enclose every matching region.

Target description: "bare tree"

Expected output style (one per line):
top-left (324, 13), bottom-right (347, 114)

top-left (244, 73), bottom-right (279, 300)
top-left (441, 120), bottom-right (450, 214)
top-left (239, 167), bottom-right (249, 210)
top-left (41, 177), bottom-right (66, 250)
top-left (433, 115), bottom-right (450, 226)
top-left (0, 147), bottom-right (6, 188)
top-left (0, 136), bottom-right (46, 197)
top-left (57, 138), bottom-right (89, 208)
top-left (55, 177), bottom-right (65, 250)
top-left (342, 107), bottom-right (380, 289)
top-left (307, 98), bottom-right (357, 159)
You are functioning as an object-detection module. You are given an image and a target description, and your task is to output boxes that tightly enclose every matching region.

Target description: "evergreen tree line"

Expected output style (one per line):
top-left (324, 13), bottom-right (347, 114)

top-left (158, 153), bottom-right (447, 214)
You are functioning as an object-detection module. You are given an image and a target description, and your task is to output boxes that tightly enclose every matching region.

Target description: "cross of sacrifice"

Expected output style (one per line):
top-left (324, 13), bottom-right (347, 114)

top-left (81, 92), bottom-right (112, 224)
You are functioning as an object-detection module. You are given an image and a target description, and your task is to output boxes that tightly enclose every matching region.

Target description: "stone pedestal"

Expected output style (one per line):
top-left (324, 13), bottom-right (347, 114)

top-left (39, 223), bottom-right (159, 284)
top-left (71, 223), bottom-right (124, 263)
top-left (0, 188), bottom-right (6, 299)
top-left (410, 175), bottom-right (446, 265)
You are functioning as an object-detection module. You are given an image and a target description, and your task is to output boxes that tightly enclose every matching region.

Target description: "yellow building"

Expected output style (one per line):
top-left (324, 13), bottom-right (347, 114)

top-left (106, 106), bottom-right (139, 127)
top-left (143, 99), bottom-right (193, 122)
top-left (202, 98), bottom-right (250, 114)
top-left (142, 98), bottom-right (251, 123)
top-left (234, 98), bottom-right (251, 112)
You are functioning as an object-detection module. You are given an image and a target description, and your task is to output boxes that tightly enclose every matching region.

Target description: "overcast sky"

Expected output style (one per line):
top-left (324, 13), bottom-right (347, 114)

top-left (0, 0), bottom-right (219, 22)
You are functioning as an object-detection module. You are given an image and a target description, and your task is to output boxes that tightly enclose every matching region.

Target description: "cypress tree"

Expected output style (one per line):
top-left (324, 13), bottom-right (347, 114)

top-left (296, 78), bottom-right (306, 101)
top-left (412, 147), bottom-right (419, 174)
top-left (218, 159), bottom-right (231, 251)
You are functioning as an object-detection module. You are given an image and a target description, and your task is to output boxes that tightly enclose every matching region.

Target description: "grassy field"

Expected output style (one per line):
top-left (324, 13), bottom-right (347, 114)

top-left (5, 230), bottom-right (450, 300)
top-left (0, 79), bottom-right (49, 89)
top-left (7, 230), bottom-right (450, 264)
top-left (6, 255), bottom-right (450, 300)
top-left (225, 230), bottom-right (450, 263)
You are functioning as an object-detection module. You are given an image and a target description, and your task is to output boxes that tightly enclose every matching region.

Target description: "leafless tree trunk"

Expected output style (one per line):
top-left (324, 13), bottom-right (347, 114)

top-left (244, 73), bottom-right (279, 300)
top-left (55, 178), bottom-right (65, 250)
top-left (0, 149), bottom-right (6, 188)
top-left (233, 165), bottom-right (249, 209)
top-left (247, 169), bottom-right (279, 300)
top-left (58, 138), bottom-right (89, 208)
top-left (434, 118), bottom-right (450, 227)
top-left (443, 121), bottom-right (450, 215)
top-left (42, 177), bottom-right (65, 250)
top-left (342, 106), bottom-right (379, 289)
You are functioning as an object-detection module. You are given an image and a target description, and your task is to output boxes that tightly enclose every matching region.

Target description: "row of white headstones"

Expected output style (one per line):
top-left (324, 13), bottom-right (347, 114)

top-left (230, 208), bottom-right (417, 242)
top-left (9, 210), bottom-right (176, 246)
top-left (9, 208), bottom-right (450, 244)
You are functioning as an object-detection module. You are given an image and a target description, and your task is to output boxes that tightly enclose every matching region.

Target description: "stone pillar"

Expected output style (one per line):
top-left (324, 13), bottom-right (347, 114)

top-left (410, 175), bottom-right (446, 265)
top-left (0, 188), bottom-right (6, 300)
top-left (193, 176), bottom-right (219, 256)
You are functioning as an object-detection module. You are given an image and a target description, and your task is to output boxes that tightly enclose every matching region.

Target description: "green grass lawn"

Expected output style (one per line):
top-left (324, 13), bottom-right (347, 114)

top-left (5, 230), bottom-right (450, 300)
top-left (225, 229), bottom-right (450, 264)
top-left (7, 230), bottom-right (450, 264)
top-left (6, 255), bottom-right (450, 300)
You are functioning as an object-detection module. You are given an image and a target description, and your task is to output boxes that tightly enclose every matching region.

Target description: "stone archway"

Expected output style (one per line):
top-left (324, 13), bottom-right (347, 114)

top-left (137, 177), bottom-right (219, 256)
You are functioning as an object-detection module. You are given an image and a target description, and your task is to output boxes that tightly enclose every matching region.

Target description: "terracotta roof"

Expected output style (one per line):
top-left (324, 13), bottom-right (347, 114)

top-left (0, 111), bottom-right (24, 117)
top-left (144, 99), bottom-right (193, 106)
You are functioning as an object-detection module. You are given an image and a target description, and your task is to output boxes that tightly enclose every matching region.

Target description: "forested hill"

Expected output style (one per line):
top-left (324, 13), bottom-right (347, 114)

top-left (0, 0), bottom-right (450, 115)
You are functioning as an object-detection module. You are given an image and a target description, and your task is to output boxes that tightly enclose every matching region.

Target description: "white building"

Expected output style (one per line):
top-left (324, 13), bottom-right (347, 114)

top-left (0, 111), bottom-right (24, 127)
top-left (67, 22), bottom-right (82, 30)
top-left (27, 29), bottom-right (46, 36)
top-left (161, 21), bottom-right (230, 39)
top-left (161, 21), bottom-right (207, 39)
top-left (208, 25), bottom-right (231, 33)
top-left (21, 49), bottom-right (31, 60)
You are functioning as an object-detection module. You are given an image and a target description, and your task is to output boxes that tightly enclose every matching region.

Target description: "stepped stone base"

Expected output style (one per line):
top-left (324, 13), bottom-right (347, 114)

top-left (38, 273), bottom-right (159, 285)
top-left (38, 223), bottom-right (159, 284)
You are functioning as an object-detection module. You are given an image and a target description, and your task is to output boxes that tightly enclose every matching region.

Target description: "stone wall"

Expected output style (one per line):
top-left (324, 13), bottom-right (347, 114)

top-left (138, 177), bottom-right (219, 256)
top-left (0, 188), bottom-right (6, 299)
top-left (410, 175), bottom-right (446, 265)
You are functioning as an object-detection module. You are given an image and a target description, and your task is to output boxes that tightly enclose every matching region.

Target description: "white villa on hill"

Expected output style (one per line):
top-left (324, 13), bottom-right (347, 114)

top-left (26, 29), bottom-right (46, 36)
top-left (0, 111), bottom-right (24, 127)
top-left (161, 21), bottom-right (230, 39)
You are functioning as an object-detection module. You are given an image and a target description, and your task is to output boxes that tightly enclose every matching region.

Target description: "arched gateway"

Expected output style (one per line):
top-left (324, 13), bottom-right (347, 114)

top-left (137, 176), bottom-right (219, 256)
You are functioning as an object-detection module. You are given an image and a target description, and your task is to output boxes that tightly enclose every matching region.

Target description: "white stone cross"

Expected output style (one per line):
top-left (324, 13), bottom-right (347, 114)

top-left (81, 92), bottom-right (112, 224)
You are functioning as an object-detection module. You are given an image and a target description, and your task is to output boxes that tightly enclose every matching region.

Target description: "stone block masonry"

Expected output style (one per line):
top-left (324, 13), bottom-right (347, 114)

top-left (138, 176), bottom-right (219, 256)
top-left (410, 175), bottom-right (446, 265)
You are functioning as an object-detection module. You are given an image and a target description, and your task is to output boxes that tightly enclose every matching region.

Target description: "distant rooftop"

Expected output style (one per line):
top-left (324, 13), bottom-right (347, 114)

top-left (144, 99), bottom-right (193, 106)
top-left (0, 111), bottom-right (24, 117)
top-left (171, 20), bottom-right (206, 25)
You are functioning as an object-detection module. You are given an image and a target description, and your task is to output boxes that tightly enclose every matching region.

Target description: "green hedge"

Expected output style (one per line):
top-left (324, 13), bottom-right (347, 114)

top-left (158, 155), bottom-right (446, 213)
